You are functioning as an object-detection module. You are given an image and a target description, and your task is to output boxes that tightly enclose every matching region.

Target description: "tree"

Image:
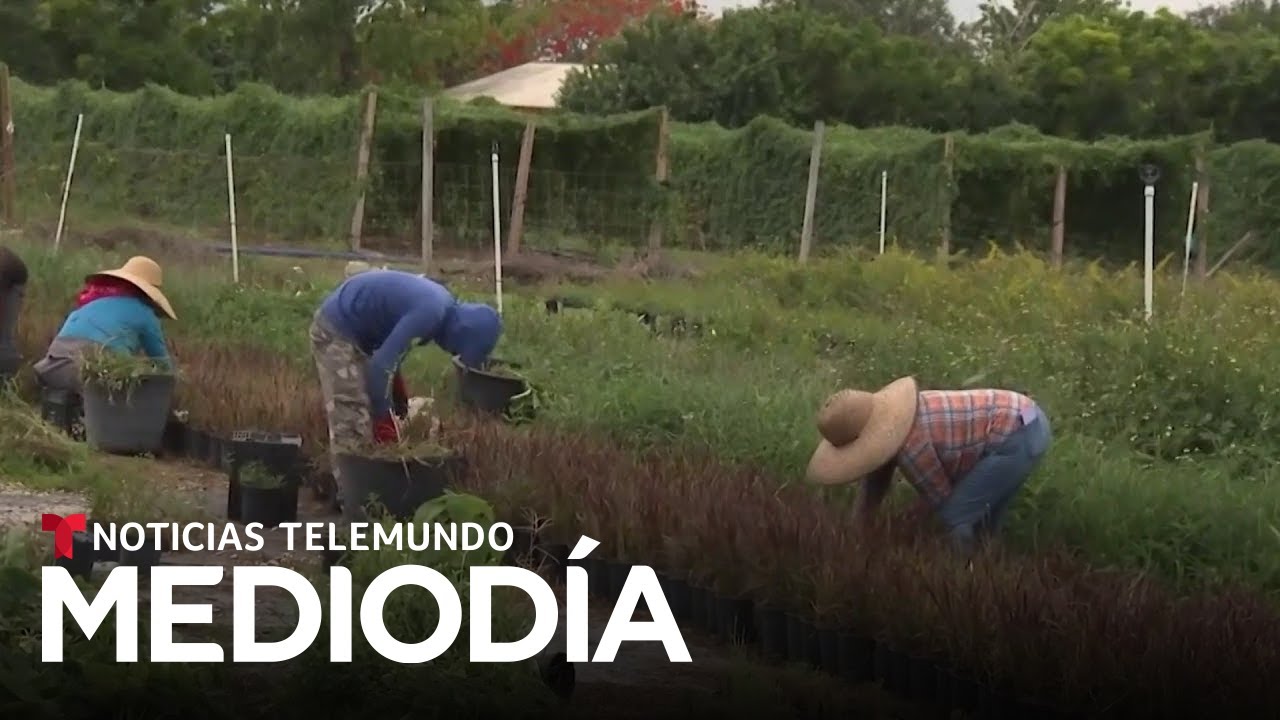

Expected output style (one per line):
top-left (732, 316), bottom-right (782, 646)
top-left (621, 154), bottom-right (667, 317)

top-left (768, 0), bottom-right (959, 44)
top-left (494, 0), bottom-right (689, 68)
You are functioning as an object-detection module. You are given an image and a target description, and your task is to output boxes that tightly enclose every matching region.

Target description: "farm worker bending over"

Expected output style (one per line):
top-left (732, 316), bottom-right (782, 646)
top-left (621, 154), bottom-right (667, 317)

top-left (33, 256), bottom-right (176, 393)
top-left (805, 377), bottom-right (1051, 558)
top-left (310, 269), bottom-right (501, 493)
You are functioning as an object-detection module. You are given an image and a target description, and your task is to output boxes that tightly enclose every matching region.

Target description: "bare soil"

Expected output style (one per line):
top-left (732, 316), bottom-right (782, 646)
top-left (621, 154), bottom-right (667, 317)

top-left (22, 219), bottom-right (705, 288)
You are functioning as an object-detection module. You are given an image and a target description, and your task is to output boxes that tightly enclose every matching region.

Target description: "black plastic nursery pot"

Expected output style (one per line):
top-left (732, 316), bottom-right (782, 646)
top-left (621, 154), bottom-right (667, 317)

top-left (755, 606), bottom-right (789, 661)
top-left (688, 585), bottom-right (709, 631)
top-left (84, 520), bottom-right (116, 562)
top-left (947, 670), bottom-right (982, 713)
top-left (184, 428), bottom-right (210, 462)
top-left (161, 416), bottom-right (186, 457)
top-left (585, 557), bottom-right (610, 598)
top-left (117, 544), bottom-right (164, 572)
top-left (716, 595), bottom-right (755, 645)
top-left (226, 430), bottom-right (304, 523)
top-left (205, 434), bottom-right (226, 469)
top-left (785, 614), bottom-right (821, 668)
top-left (40, 386), bottom-right (85, 441)
top-left (836, 633), bottom-right (875, 683)
top-left (54, 532), bottom-right (96, 579)
top-left (452, 355), bottom-right (533, 419)
top-left (82, 374), bottom-right (176, 455)
top-left (873, 644), bottom-right (910, 694)
top-left (658, 575), bottom-right (691, 624)
top-left (536, 542), bottom-right (570, 583)
top-left (606, 560), bottom-right (632, 601)
top-left (335, 451), bottom-right (465, 522)
top-left (0, 346), bottom-right (19, 384)
top-left (815, 626), bottom-right (840, 674)
top-left (239, 486), bottom-right (290, 528)
top-left (545, 296), bottom-right (592, 315)
top-left (322, 540), bottom-right (355, 570)
top-left (621, 306), bottom-right (657, 330)
top-left (907, 656), bottom-right (940, 704)
top-left (702, 587), bottom-right (719, 635)
top-left (536, 651), bottom-right (575, 700)
top-left (503, 528), bottom-right (536, 567)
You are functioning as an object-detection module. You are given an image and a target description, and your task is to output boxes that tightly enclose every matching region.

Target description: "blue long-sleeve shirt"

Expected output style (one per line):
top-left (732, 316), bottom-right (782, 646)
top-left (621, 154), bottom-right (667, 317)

top-left (55, 296), bottom-right (172, 368)
top-left (319, 271), bottom-right (501, 418)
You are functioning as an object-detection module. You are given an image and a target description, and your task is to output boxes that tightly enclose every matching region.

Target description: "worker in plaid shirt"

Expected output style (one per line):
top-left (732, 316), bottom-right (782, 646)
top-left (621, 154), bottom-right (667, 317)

top-left (804, 376), bottom-right (1052, 556)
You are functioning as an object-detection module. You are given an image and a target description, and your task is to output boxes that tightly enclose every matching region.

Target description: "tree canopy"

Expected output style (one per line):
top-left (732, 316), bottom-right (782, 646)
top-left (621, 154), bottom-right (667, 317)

top-left (3, 0), bottom-right (1279, 143)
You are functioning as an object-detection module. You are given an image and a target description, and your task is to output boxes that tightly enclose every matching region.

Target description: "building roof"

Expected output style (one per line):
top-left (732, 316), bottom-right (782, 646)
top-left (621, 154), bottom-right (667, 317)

top-left (444, 62), bottom-right (584, 110)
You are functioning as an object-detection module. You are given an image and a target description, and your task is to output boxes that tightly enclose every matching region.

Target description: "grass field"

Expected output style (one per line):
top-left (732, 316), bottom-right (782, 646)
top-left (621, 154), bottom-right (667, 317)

top-left (5, 229), bottom-right (1280, 716)
top-left (12, 234), bottom-right (1279, 594)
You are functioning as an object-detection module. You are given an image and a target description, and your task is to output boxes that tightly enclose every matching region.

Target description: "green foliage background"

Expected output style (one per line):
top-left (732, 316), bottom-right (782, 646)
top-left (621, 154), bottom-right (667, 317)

top-left (8, 77), bottom-right (1280, 266)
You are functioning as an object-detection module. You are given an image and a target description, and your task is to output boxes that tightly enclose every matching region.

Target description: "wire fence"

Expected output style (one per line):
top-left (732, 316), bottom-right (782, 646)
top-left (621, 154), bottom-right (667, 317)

top-left (1, 134), bottom-right (935, 262)
top-left (3, 129), bottom-right (1277, 275)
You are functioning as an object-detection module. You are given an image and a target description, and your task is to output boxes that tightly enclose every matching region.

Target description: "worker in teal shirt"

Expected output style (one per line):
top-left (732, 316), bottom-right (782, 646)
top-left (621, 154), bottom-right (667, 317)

top-left (33, 256), bottom-right (177, 393)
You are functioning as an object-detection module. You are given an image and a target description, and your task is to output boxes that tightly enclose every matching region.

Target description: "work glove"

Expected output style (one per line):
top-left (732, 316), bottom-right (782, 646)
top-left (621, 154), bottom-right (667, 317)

top-left (372, 414), bottom-right (401, 444)
top-left (391, 372), bottom-right (409, 420)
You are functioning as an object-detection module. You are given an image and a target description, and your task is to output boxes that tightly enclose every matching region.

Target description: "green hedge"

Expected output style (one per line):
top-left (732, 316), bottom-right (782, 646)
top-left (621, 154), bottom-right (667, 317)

top-left (8, 77), bottom-right (1280, 265)
top-left (8, 79), bottom-right (664, 246)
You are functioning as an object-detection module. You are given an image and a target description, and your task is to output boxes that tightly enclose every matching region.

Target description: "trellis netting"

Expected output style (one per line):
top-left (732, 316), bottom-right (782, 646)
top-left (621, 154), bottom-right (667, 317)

top-left (9, 77), bottom-right (1280, 266)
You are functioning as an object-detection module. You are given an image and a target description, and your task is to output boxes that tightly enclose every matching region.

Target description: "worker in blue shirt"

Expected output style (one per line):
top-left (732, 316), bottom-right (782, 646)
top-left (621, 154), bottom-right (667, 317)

top-left (310, 269), bottom-right (500, 499)
top-left (33, 256), bottom-right (176, 393)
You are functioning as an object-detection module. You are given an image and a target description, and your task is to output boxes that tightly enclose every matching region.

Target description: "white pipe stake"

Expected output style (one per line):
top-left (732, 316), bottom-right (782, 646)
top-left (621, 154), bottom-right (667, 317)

top-left (1181, 181), bottom-right (1198, 297)
top-left (490, 146), bottom-right (503, 315)
top-left (53, 113), bottom-right (84, 252)
top-left (1144, 185), bottom-right (1155, 321)
top-left (878, 170), bottom-right (888, 254)
top-left (225, 134), bottom-right (240, 284)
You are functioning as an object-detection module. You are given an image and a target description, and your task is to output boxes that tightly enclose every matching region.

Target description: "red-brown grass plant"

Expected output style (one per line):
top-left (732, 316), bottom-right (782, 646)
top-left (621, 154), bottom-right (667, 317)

top-left (453, 418), bottom-right (1280, 718)
top-left (47, 335), bottom-right (1280, 718)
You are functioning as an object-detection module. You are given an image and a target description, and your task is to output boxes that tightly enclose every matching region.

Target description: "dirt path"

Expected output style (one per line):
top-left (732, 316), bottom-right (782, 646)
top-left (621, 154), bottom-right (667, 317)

top-left (0, 482), bottom-right (88, 527)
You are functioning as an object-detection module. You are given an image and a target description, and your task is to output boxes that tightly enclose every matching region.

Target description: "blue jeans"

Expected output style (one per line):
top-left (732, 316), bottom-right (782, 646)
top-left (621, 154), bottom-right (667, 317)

top-left (936, 406), bottom-right (1052, 556)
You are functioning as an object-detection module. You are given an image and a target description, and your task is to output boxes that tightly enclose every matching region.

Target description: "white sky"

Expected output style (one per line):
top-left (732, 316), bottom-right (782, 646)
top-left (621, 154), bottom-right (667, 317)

top-left (698, 0), bottom-right (1227, 23)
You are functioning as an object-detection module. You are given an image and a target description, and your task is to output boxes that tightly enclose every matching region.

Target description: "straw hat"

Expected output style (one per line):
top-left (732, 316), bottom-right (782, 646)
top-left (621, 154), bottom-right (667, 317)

top-left (805, 376), bottom-right (920, 485)
top-left (89, 256), bottom-right (176, 320)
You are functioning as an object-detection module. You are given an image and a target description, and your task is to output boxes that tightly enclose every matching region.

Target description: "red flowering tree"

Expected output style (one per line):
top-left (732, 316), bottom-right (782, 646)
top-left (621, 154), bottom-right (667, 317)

top-left (491, 0), bottom-right (691, 69)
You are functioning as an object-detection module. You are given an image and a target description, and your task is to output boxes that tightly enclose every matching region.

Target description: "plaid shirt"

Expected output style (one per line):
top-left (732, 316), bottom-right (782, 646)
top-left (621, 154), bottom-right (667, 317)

top-left (895, 389), bottom-right (1034, 508)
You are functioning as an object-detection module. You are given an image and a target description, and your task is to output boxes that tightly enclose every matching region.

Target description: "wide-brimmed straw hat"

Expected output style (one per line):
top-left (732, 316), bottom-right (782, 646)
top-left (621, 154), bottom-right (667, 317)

top-left (89, 256), bottom-right (176, 320)
top-left (805, 376), bottom-right (919, 485)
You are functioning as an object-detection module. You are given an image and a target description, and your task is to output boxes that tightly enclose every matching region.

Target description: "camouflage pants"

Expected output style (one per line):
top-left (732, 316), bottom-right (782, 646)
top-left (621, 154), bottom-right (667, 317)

top-left (309, 310), bottom-right (372, 502)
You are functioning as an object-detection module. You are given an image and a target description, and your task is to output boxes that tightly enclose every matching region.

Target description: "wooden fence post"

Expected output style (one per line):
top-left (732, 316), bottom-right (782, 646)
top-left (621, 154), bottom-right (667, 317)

top-left (1194, 151), bottom-right (1210, 279)
top-left (798, 120), bottom-right (825, 263)
top-left (349, 88), bottom-right (378, 252)
top-left (646, 107), bottom-right (671, 254)
top-left (420, 97), bottom-right (435, 273)
top-left (1051, 165), bottom-right (1067, 269)
top-left (0, 63), bottom-right (16, 226)
top-left (940, 134), bottom-right (954, 260)
top-left (507, 120), bottom-right (537, 255)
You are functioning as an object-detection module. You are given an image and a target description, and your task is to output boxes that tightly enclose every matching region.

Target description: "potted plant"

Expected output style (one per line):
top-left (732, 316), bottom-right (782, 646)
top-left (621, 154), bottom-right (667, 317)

top-left (334, 413), bottom-right (465, 522)
top-left (161, 409), bottom-right (189, 457)
top-left (451, 355), bottom-right (537, 421)
top-left (79, 348), bottom-right (176, 455)
top-left (237, 461), bottom-right (290, 528)
top-left (225, 430), bottom-right (303, 522)
top-left (54, 531), bottom-right (96, 580)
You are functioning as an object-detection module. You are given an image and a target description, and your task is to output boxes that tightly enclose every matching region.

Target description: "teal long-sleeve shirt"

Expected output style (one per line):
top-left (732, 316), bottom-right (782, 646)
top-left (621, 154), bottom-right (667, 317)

top-left (55, 296), bottom-right (172, 368)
